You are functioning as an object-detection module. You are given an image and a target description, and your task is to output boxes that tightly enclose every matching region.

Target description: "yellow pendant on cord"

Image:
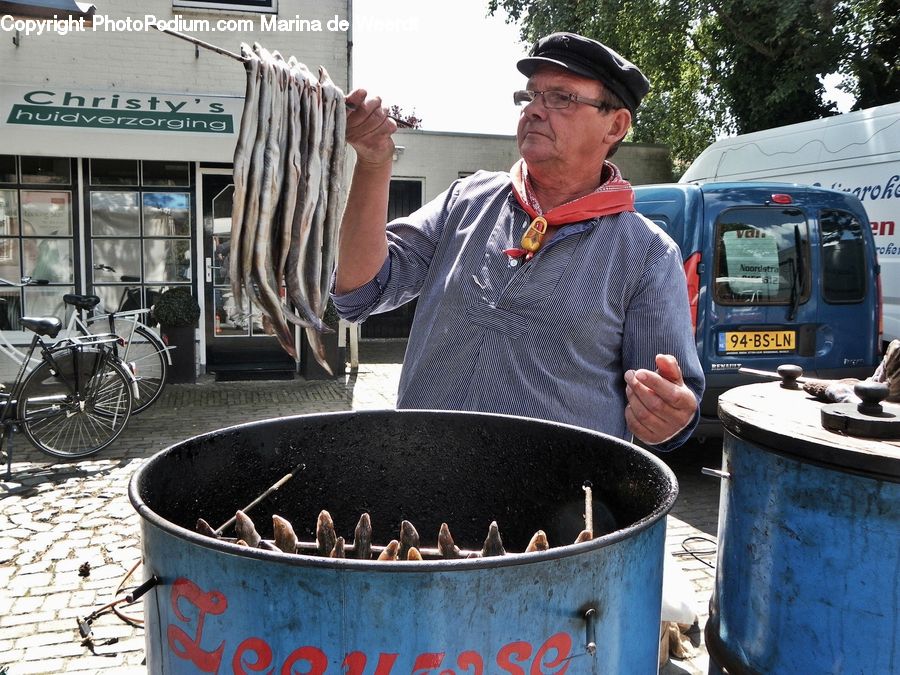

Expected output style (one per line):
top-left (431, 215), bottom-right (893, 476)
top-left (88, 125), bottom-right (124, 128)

top-left (521, 216), bottom-right (549, 253)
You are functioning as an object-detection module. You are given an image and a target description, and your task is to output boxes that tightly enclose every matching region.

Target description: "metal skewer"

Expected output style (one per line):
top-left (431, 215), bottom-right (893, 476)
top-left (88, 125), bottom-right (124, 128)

top-left (151, 23), bottom-right (415, 127)
top-left (215, 462), bottom-right (305, 535)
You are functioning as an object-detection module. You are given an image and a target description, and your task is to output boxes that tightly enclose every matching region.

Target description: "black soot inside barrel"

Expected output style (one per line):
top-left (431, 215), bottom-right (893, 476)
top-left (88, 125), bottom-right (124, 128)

top-left (135, 410), bottom-right (674, 552)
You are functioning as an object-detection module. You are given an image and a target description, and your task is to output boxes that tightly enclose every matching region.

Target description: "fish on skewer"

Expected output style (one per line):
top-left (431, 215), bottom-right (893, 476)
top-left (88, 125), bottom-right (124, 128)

top-left (438, 522), bottom-right (461, 559)
top-left (196, 518), bottom-right (219, 539)
top-left (330, 536), bottom-right (346, 558)
top-left (316, 509), bottom-right (337, 557)
top-left (353, 513), bottom-right (372, 560)
top-left (482, 521), bottom-right (506, 557)
top-left (377, 539), bottom-right (400, 561)
top-left (398, 520), bottom-right (420, 561)
top-left (406, 547), bottom-right (423, 561)
top-left (273, 514), bottom-right (298, 553)
top-left (525, 530), bottom-right (550, 553)
top-left (234, 510), bottom-right (261, 548)
top-left (574, 530), bottom-right (593, 544)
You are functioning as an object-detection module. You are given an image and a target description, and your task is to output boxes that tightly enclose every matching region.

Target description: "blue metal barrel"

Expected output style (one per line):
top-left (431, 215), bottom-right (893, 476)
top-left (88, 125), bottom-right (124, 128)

top-left (129, 409), bottom-right (677, 674)
top-left (709, 383), bottom-right (900, 674)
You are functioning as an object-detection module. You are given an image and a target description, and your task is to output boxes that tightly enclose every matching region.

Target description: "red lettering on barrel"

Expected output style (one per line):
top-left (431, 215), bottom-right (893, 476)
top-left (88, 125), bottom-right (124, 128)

top-left (342, 651), bottom-right (366, 675)
top-left (530, 633), bottom-right (573, 674)
top-left (233, 637), bottom-right (274, 674)
top-left (344, 652), bottom-right (399, 675)
top-left (411, 652), bottom-right (446, 674)
top-left (497, 641), bottom-right (533, 675)
top-left (281, 646), bottom-right (327, 675)
top-left (456, 651), bottom-right (484, 675)
top-left (166, 577), bottom-right (227, 672)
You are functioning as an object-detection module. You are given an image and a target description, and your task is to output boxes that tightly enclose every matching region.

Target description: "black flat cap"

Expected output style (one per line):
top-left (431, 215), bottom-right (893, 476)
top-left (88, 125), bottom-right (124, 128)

top-left (517, 32), bottom-right (650, 114)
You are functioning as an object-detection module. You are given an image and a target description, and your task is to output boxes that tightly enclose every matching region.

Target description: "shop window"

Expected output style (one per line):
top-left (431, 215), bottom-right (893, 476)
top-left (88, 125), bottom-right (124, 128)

top-left (20, 156), bottom-right (71, 185)
top-left (0, 162), bottom-right (75, 326)
top-left (143, 193), bottom-right (191, 236)
top-left (143, 161), bottom-right (190, 187)
top-left (90, 159), bottom-right (139, 186)
top-left (172, 0), bottom-right (276, 13)
top-left (91, 192), bottom-right (140, 237)
top-left (0, 156), bottom-right (16, 183)
top-left (88, 160), bottom-right (193, 314)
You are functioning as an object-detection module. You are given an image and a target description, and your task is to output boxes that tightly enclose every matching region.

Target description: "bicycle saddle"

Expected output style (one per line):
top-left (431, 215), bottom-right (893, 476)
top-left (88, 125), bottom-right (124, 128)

top-left (63, 294), bottom-right (101, 311)
top-left (20, 317), bottom-right (63, 338)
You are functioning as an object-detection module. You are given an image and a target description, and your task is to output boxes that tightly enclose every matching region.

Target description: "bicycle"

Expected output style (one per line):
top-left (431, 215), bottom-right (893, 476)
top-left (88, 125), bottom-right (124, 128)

top-left (64, 266), bottom-right (170, 414)
top-left (1, 315), bottom-right (136, 477)
top-left (0, 274), bottom-right (169, 415)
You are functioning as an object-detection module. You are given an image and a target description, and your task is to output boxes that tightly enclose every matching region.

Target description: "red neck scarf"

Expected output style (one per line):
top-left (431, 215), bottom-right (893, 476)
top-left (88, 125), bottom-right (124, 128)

top-left (508, 159), bottom-right (635, 257)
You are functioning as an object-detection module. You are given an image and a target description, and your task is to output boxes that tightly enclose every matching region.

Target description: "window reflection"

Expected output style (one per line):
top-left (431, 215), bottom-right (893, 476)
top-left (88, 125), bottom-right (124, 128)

top-left (23, 238), bottom-right (74, 283)
top-left (21, 191), bottom-right (72, 236)
top-left (143, 240), bottom-right (191, 283)
top-left (91, 192), bottom-right (140, 236)
top-left (92, 239), bottom-right (141, 282)
top-left (143, 193), bottom-right (190, 236)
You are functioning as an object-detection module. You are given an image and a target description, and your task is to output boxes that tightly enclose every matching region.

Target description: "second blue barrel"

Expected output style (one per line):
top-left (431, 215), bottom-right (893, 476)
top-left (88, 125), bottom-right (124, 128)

top-left (709, 382), bottom-right (900, 674)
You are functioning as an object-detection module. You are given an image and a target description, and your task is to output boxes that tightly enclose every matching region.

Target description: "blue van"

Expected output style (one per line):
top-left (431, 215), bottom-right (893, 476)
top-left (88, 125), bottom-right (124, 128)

top-left (633, 182), bottom-right (882, 437)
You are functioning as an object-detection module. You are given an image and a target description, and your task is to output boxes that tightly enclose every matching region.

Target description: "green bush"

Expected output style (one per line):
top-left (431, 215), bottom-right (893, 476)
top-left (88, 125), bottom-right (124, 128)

top-left (152, 287), bottom-right (201, 328)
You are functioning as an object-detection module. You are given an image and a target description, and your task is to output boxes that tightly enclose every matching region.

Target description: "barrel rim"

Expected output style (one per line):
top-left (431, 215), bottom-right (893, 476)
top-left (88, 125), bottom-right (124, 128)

top-left (128, 408), bottom-right (678, 571)
top-left (718, 394), bottom-right (900, 482)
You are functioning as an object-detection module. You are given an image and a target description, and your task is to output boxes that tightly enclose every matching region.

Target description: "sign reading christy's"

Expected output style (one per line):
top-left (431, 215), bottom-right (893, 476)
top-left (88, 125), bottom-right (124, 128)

top-left (7, 87), bottom-right (234, 133)
top-left (0, 83), bottom-right (242, 161)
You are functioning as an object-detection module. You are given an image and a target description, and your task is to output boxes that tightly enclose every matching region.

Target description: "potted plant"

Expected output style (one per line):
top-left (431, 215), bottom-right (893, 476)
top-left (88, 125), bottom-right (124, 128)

top-left (152, 287), bottom-right (201, 384)
top-left (301, 299), bottom-right (345, 380)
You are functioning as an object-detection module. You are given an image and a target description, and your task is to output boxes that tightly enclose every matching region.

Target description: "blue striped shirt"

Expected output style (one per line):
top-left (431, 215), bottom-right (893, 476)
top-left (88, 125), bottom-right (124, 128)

top-left (333, 170), bottom-right (704, 450)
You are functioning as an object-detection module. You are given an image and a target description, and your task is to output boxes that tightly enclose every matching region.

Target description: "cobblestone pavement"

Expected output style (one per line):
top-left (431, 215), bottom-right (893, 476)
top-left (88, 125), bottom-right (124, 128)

top-left (0, 340), bottom-right (721, 674)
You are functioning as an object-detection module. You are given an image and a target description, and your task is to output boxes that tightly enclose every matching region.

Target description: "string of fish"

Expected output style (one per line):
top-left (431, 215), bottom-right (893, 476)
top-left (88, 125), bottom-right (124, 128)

top-left (195, 509), bottom-right (597, 561)
top-left (229, 42), bottom-right (347, 373)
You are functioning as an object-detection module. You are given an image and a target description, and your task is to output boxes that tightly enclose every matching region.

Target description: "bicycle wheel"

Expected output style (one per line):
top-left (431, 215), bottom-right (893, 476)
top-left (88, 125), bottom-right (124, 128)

top-left (18, 349), bottom-right (133, 458)
top-left (85, 317), bottom-right (167, 414)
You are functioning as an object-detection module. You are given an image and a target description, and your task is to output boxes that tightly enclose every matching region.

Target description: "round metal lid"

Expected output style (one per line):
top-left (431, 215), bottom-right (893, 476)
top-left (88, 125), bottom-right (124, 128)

top-left (718, 382), bottom-right (900, 482)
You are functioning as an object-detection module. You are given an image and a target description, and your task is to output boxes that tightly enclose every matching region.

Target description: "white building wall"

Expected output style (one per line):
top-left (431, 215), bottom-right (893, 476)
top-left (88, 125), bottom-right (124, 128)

top-left (2, 0), bottom-right (350, 96)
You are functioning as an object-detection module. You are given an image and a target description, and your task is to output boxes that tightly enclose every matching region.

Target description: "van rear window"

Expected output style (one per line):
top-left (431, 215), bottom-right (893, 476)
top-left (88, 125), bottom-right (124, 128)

top-left (820, 209), bottom-right (866, 303)
top-left (714, 208), bottom-right (809, 305)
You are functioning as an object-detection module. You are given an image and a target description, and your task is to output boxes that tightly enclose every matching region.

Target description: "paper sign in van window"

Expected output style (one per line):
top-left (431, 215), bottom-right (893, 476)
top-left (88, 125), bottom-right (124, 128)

top-left (721, 228), bottom-right (780, 299)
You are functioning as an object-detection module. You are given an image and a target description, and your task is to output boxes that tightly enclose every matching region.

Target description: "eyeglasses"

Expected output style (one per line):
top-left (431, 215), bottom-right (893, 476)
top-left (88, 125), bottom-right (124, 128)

top-left (513, 89), bottom-right (616, 111)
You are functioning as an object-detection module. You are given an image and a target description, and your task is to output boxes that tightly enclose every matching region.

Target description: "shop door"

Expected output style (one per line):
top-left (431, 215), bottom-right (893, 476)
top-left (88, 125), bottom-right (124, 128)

top-left (201, 173), bottom-right (295, 375)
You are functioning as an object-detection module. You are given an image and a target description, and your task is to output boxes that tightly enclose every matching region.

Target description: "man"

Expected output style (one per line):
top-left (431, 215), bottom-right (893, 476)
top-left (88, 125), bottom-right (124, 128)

top-left (333, 32), bottom-right (704, 450)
